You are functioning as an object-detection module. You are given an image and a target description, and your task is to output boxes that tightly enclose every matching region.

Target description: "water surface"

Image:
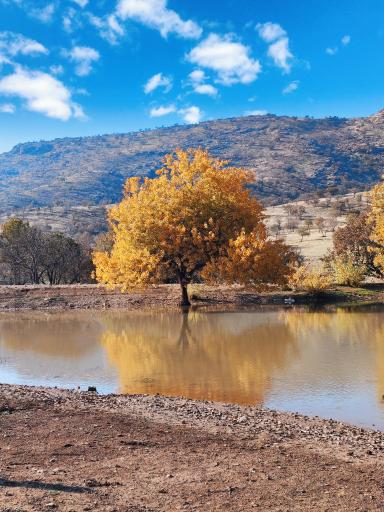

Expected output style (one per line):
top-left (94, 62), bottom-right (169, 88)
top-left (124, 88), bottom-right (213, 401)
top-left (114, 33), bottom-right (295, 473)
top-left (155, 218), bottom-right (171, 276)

top-left (1, 305), bottom-right (384, 429)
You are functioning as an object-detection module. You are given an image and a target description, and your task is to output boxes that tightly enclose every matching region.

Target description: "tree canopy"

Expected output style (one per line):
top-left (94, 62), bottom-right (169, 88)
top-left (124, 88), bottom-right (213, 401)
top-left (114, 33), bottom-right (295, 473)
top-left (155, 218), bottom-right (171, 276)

top-left (0, 218), bottom-right (93, 285)
top-left (93, 149), bottom-right (296, 305)
top-left (328, 212), bottom-right (382, 277)
top-left (370, 182), bottom-right (384, 273)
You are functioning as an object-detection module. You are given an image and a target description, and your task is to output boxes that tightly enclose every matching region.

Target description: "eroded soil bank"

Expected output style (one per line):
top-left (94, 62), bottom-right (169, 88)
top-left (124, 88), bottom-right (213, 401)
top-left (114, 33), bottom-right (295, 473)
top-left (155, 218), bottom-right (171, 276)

top-left (0, 283), bottom-right (383, 311)
top-left (0, 384), bottom-right (384, 511)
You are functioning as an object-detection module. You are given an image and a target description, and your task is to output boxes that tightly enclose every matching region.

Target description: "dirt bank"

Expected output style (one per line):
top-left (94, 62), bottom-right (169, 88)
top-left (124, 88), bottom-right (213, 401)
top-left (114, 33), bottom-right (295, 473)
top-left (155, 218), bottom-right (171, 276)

top-left (0, 283), bottom-right (382, 311)
top-left (0, 384), bottom-right (384, 511)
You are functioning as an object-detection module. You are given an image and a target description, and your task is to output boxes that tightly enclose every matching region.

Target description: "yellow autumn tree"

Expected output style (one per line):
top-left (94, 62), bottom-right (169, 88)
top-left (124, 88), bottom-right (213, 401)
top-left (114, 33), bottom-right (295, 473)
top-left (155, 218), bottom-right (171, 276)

top-left (369, 182), bottom-right (384, 272)
top-left (93, 149), bottom-right (296, 306)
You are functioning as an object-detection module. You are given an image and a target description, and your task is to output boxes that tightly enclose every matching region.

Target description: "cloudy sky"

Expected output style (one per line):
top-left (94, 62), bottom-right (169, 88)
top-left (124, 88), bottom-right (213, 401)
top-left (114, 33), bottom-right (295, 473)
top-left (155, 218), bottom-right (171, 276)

top-left (0, 0), bottom-right (383, 152)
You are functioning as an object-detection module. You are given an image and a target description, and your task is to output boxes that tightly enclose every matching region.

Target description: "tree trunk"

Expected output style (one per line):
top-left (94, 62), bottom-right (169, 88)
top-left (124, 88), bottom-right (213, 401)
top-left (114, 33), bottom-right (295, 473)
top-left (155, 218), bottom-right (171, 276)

top-left (180, 283), bottom-right (191, 307)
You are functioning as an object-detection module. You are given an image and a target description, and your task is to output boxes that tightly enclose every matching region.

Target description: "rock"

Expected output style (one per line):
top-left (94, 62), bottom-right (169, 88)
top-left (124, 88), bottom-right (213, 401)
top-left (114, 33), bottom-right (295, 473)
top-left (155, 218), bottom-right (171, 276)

top-left (87, 386), bottom-right (97, 393)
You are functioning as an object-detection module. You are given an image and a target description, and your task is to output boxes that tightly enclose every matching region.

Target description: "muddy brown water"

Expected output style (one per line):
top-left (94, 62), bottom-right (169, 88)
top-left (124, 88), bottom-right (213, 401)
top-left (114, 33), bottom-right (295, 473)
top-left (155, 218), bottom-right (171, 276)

top-left (1, 304), bottom-right (384, 429)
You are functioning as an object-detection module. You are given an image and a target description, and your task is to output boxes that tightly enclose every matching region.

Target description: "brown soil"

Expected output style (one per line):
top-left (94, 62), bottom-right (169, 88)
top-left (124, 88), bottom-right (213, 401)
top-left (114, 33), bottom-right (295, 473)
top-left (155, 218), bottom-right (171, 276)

top-left (0, 284), bottom-right (382, 312)
top-left (1, 384), bottom-right (384, 511)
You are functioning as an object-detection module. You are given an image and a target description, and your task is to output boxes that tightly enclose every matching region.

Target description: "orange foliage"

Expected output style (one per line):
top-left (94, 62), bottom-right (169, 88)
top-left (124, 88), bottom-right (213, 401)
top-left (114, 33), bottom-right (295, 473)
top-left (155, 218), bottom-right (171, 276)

top-left (93, 149), bottom-right (295, 304)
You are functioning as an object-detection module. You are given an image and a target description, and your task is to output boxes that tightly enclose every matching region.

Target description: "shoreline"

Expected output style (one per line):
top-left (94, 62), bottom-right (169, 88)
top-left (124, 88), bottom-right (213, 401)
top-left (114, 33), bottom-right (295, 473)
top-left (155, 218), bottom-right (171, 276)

top-left (0, 283), bottom-right (383, 312)
top-left (1, 383), bottom-right (384, 510)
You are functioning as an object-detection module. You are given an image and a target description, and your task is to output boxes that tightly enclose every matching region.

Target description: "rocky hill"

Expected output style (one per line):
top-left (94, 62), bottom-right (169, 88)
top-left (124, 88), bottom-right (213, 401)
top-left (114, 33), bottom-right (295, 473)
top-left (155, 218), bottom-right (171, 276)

top-left (1, 111), bottom-right (384, 213)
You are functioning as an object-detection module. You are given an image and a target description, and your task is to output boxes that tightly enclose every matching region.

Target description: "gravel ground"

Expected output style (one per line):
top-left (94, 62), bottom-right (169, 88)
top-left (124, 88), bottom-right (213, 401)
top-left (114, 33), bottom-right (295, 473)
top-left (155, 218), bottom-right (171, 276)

top-left (0, 284), bottom-right (381, 312)
top-left (0, 384), bottom-right (384, 511)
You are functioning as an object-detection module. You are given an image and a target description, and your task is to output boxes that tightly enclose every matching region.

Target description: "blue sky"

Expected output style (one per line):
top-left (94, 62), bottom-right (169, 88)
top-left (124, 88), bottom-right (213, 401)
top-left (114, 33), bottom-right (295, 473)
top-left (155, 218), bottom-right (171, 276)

top-left (0, 0), bottom-right (383, 152)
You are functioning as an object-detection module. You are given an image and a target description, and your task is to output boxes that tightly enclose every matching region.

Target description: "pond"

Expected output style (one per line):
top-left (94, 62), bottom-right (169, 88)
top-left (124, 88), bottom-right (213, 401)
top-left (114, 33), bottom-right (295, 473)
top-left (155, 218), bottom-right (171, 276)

top-left (1, 305), bottom-right (384, 430)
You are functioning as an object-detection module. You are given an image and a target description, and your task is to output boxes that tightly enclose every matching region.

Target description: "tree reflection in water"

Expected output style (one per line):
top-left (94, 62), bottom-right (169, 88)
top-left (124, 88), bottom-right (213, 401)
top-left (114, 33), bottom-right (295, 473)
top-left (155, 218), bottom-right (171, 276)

top-left (100, 309), bottom-right (299, 404)
top-left (1, 306), bottom-right (384, 415)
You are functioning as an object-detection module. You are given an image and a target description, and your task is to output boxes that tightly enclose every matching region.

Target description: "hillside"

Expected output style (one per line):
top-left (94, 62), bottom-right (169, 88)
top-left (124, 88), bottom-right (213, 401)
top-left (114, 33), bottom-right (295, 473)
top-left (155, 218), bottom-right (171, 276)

top-left (1, 111), bottom-right (384, 212)
top-left (0, 191), bottom-right (369, 264)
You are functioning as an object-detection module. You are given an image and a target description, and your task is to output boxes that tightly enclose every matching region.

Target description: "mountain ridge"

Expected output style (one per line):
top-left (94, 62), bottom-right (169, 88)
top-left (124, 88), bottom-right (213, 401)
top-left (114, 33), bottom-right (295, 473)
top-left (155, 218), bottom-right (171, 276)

top-left (1, 111), bottom-right (384, 213)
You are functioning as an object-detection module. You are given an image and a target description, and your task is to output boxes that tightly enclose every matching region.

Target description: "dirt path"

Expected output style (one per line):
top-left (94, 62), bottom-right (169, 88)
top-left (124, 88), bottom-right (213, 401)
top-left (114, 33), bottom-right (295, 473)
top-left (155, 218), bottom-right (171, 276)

top-left (0, 283), bottom-right (382, 312)
top-left (0, 385), bottom-right (384, 511)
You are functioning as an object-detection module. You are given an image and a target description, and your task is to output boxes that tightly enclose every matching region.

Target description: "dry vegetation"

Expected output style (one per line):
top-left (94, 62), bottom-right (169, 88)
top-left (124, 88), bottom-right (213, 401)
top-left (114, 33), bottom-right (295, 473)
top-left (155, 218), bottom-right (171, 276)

top-left (265, 191), bottom-right (371, 261)
top-left (1, 110), bottom-right (384, 213)
top-left (0, 191), bottom-right (371, 265)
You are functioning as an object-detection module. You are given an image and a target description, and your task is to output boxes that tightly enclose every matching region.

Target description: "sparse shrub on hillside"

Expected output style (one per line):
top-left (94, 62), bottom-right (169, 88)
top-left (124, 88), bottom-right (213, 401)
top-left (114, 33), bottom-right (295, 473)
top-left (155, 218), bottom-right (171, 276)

top-left (315, 217), bottom-right (326, 234)
top-left (327, 218), bottom-right (338, 232)
top-left (285, 218), bottom-right (299, 231)
top-left (298, 225), bottom-right (310, 242)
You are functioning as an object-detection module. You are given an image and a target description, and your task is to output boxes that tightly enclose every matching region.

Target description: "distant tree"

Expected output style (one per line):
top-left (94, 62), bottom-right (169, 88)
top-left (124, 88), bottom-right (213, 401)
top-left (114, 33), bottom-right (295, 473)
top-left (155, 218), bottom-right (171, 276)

top-left (0, 218), bottom-right (45, 284)
top-left (93, 149), bottom-right (296, 306)
top-left (283, 204), bottom-right (297, 217)
top-left (297, 205), bottom-right (306, 219)
top-left (315, 217), bottom-right (326, 234)
top-left (332, 199), bottom-right (346, 215)
top-left (285, 218), bottom-right (299, 232)
top-left (0, 218), bottom-right (94, 284)
top-left (329, 212), bottom-right (382, 277)
top-left (42, 233), bottom-right (93, 284)
top-left (327, 217), bottom-right (338, 232)
top-left (298, 225), bottom-right (310, 242)
top-left (304, 219), bottom-right (313, 230)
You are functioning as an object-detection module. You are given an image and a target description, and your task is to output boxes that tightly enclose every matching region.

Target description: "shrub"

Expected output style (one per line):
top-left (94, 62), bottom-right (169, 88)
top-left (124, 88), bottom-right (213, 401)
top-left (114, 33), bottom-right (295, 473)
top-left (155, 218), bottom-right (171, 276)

top-left (331, 255), bottom-right (366, 287)
top-left (289, 264), bottom-right (332, 294)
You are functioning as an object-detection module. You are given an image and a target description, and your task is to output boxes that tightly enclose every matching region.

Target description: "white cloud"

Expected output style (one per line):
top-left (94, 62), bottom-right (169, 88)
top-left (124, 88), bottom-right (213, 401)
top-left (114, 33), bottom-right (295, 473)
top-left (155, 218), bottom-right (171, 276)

top-left (194, 83), bottom-right (218, 96)
top-left (106, 14), bottom-right (125, 40)
top-left (326, 36), bottom-right (351, 56)
top-left (149, 104), bottom-right (176, 117)
top-left (267, 37), bottom-right (292, 73)
top-left (72, 0), bottom-right (88, 7)
top-left (144, 72), bottom-right (172, 94)
top-left (257, 22), bottom-right (286, 43)
top-left (62, 7), bottom-right (83, 33)
top-left (341, 35), bottom-right (351, 46)
top-left (178, 105), bottom-right (202, 124)
top-left (0, 67), bottom-right (84, 120)
top-left (88, 13), bottom-right (125, 44)
top-left (0, 32), bottom-right (48, 60)
top-left (0, 103), bottom-right (15, 113)
top-left (189, 69), bottom-right (205, 83)
top-left (188, 69), bottom-right (218, 96)
top-left (65, 46), bottom-right (100, 76)
top-left (63, 14), bottom-right (73, 32)
top-left (257, 22), bottom-right (293, 73)
top-left (30, 2), bottom-right (55, 23)
top-left (246, 109), bottom-right (267, 116)
top-left (50, 64), bottom-right (64, 75)
top-left (187, 33), bottom-right (261, 85)
top-left (326, 47), bottom-right (338, 55)
top-left (282, 80), bottom-right (299, 94)
top-left (116, 0), bottom-right (202, 39)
